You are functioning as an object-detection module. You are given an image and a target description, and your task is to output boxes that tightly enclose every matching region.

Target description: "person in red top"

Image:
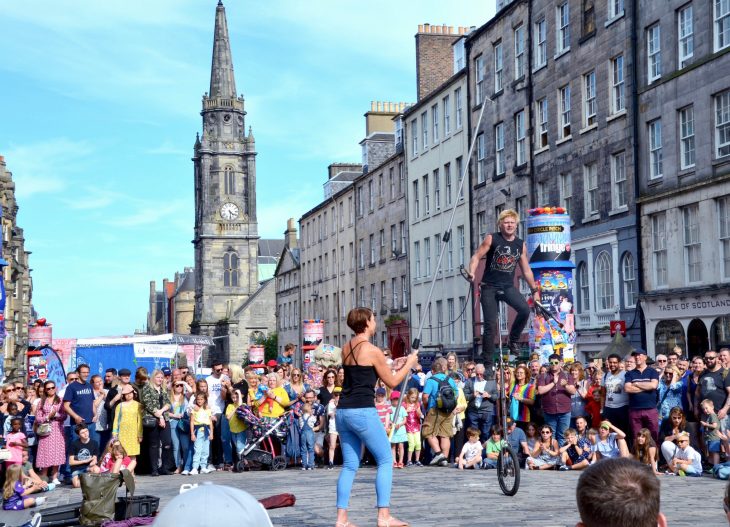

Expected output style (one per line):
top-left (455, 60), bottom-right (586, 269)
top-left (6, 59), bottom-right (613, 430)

top-left (537, 354), bottom-right (576, 446)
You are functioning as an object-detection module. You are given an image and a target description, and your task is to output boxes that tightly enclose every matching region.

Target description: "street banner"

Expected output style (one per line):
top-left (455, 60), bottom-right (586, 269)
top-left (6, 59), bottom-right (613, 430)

top-left (29, 324), bottom-right (53, 347)
top-left (133, 343), bottom-right (178, 359)
top-left (249, 345), bottom-right (264, 364)
top-left (27, 345), bottom-right (67, 389)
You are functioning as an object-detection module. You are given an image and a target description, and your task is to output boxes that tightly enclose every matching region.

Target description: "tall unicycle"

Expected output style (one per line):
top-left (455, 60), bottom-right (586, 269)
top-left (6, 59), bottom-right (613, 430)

top-left (495, 308), bottom-right (520, 496)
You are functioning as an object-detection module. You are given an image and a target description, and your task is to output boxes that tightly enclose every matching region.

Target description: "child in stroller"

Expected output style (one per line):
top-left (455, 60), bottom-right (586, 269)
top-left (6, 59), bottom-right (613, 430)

top-left (235, 405), bottom-right (289, 471)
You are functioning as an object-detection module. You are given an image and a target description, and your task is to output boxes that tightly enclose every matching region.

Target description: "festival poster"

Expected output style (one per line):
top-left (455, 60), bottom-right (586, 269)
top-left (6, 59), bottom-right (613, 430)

top-left (531, 269), bottom-right (576, 362)
top-left (525, 213), bottom-right (572, 268)
top-left (51, 338), bottom-right (77, 373)
top-left (27, 346), bottom-right (67, 390)
top-left (302, 320), bottom-right (325, 370)
top-left (29, 324), bottom-right (53, 348)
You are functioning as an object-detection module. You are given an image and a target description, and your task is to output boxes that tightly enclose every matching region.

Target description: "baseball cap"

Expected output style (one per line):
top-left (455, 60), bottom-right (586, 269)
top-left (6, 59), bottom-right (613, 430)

top-left (162, 367), bottom-right (172, 376)
top-left (118, 369), bottom-right (132, 377)
top-left (631, 348), bottom-right (647, 356)
top-left (599, 421), bottom-right (611, 430)
top-left (267, 359), bottom-right (278, 367)
top-left (153, 483), bottom-right (272, 527)
top-left (390, 390), bottom-right (401, 400)
top-left (375, 387), bottom-right (386, 396)
top-left (333, 387), bottom-right (342, 394)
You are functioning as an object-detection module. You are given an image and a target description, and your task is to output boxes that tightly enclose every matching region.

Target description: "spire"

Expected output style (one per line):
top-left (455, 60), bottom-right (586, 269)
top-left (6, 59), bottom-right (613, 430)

top-left (209, 2), bottom-right (237, 99)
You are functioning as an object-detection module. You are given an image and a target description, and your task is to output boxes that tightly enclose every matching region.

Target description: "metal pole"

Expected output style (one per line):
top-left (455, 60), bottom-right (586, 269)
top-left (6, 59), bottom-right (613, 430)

top-left (390, 95), bottom-right (493, 438)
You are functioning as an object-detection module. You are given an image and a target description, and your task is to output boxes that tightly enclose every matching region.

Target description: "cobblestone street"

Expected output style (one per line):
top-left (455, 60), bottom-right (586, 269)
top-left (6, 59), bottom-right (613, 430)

top-left (1, 466), bottom-right (727, 527)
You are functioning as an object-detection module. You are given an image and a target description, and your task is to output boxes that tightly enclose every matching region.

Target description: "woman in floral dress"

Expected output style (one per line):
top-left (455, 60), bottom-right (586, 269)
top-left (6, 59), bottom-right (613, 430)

top-left (35, 380), bottom-right (66, 484)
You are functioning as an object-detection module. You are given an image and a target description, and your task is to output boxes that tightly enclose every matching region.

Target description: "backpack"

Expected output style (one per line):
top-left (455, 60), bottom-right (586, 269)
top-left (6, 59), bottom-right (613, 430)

top-left (435, 376), bottom-right (457, 414)
top-left (713, 461), bottom-right (730, 480)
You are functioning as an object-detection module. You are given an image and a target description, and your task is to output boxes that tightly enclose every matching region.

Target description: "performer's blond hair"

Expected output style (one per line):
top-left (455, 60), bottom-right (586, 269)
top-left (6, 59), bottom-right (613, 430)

top-left (497, 209), bottom-right (519, 227)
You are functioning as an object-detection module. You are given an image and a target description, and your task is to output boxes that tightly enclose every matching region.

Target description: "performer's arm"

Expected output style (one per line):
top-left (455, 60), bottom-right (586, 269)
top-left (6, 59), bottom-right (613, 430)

top-left (466, 234), bottom-right (492, 281)
top-left (519, 242), bottom-right (540, 302)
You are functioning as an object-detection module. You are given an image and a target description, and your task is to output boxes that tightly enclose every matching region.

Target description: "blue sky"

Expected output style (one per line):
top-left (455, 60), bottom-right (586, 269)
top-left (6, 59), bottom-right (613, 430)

top-left (0, 0), bottom-right (494, 338)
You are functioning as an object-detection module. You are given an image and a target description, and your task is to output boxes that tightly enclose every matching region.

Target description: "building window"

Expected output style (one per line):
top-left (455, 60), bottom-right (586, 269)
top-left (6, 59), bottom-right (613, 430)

top-left (514, 24), bottom-right (525, 79)
top-left (443, 95), bottom-right (451, 135)
top-left (516, 196), bottom-right (527, 239)
top-left (401, 275), bottom-right (408, 308)
top-left (460, 296), bottom-right (468, 342)
top-left (390, 224), bottom-right (397, 254)
top-left (457, 157), bottom-right (464, 200)
top-left (445, 163), bottom-right (452, 206)
top-left (423, 174), bottom-right (430, 215)
top-left (648, 24), bottom-right (661, 83)
top-left (379, 229), bottom-right (386, 260)
top-left (537, 180), bottom-right (548, 206)
top-left (678, 5), bottom-right (694, 68)
top-left (389, 168), bottom-right (395, 200)
top-left (716, 91), bottom-right (730, 158)
top-left (413, 180), bottom-right (419, 219)
top-left (583, 70), bottom-right (596, 127)
top-left (369, 234), bottom-right (375, 264)
top-left (622, 252), bottom-right (637, 308)
top-left (421, 112), bottom-right (428, 150)
top-left (559, 84), bottom-right (571, 139)
top-left (536, 98), bottom-right (548, 149)
top-left (411, 119), bottom-right (418, 156)
top-left (447, 230), bottom-right (454, 271)
top-left (414, 241), bottom-right (421, 278)
top-left (434, 169), bottom-right (441, 209)
top-left (358, 239), bottom-right (364, 268)
top-left (448, 299), bottom-right (455, 343)
top-left (391, 277), bottom-right (398, 310)
top-left (582, 0), bottom-right (596, 36)
top-left (609, 0), bottom-right (624, 19)
top-left (432, 104), bottom-right (439, 143)
top-left (398, 162), bottom-right (405, 194)
top-left (458, 225), bottom-right (465, 266)
top-left (494, 41), bottom-right (503, 93)
top-left (534, 18), bottom-right (547, 69)
top-left (719, 197), bottom-right (730, 280)
top-left (223, 250), bottom-right (239, 287)
top-left (477, 211), bottom-right (488, 240)
top-left (475, 55), bottom-right (485, 105)
top-left (649, 119), bottom-right (663, 179)
top-left (400, 221), bottom-right (407, 255)
top-left (560, 172), bottom-right (572, 213)
top-left (370, 284), bottom-right (376, 311)
top-left (652, 212), bottom-right (668, 287)
top-left (495, 123), bottom-right (505, 176)
top-left (455, 88), bottom-right (463, 129)
top-left (477, 133), bottom-right (486, 183)
top-left (679, 106), bottom-right (695, 169)
top-left (424, 237), bottom-right (431, 277)
top-left (348, 196), bottom-right (354, 224)
top-left (578, 262), bottom-right (590, 313)
top-left (368, 180), bottom-right (374, 211)
top-left (557, 2), bottom-right (571, 53)
top-left (515, 110), bottom-right (526, 166)
top-left (611, 151), bottom-right (627, 209)
top-left (434, 300), bottom-right (443, 343)
top-left (716, 0), bottom-right (730, 51)
top-left (611, 55), bottom-right (625, 114)
top-left (223, 166), bottom-right (235, 194)
top-left (380, 281), bottom-right (386, 312)
top-left (595, 251), bottom-right (614, 311)
top-left (683, 204), bottom-right (702, 283)
top-left (584, 163), bottom-right (598, 217)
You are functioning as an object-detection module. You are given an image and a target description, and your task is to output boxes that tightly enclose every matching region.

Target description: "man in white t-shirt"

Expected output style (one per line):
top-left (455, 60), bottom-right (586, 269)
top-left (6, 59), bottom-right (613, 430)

top-left (601, 354), bottom-right (630, 440)
top-left (206, 361), bottom-right (229, 470)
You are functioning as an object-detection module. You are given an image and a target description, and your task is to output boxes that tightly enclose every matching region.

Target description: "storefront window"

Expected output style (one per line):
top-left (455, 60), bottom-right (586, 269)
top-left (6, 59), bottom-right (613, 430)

top-left (712, 316), bottom-right (730, 349)
top-left (654, 320), bottom-right (685, 356)
top-left (687, 319), bottom-right (709, 357)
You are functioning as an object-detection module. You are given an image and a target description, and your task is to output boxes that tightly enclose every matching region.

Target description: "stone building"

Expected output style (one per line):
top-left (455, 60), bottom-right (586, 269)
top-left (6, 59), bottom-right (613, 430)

top-left (189, 2), bottom-right (280, 365)
top-left (404, 28), bottom-right (472, 358)
top-left (146, 267), bottom-right (195, 335)
top-left (637, 0), bottom-right (730, 357)
top-left (0, 155), bottom-right (33, 377)
top-left (274, 219), bottom-right (301, 361)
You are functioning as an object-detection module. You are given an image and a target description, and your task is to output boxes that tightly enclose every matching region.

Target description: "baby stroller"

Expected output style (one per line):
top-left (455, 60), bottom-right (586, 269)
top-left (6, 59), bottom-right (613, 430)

top-left (235, 405), bottom-right (289, 471)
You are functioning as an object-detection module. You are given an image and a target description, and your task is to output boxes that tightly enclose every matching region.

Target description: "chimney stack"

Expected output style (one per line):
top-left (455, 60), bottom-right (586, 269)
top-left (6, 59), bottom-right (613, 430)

top-left (415, 23), bottom-right (461, 101)
top-left (285, 218), bottom-right (298, 249)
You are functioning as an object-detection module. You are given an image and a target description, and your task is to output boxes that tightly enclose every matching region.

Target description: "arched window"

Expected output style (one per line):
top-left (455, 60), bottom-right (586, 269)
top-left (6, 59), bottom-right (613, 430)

top-left (223, 249), bottom-right (239, 287)
top-left (595, 251), bottom-right (614, 311)
top-left (224, 166), bottom-right (235, 195)
top-left (578, 262), bottom-right (590, 313)
top-left (622, 252), bottom-right (637, 308)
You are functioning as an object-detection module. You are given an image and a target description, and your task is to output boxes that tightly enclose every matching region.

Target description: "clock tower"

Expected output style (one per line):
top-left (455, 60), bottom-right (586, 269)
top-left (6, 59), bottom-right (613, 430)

top-left (191, 1), bottom-right (258, 338)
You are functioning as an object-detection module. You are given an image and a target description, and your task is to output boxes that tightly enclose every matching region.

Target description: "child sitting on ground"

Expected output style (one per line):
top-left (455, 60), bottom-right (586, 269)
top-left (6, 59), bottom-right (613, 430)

top-left (558, 427), bottom-right (591, 471)
top-left (668, 431), bottom-right (703, 477)
top-left (482, 426), bottom-right (504, 469)
top-left (69, 423), bottom-right (100, 488)
top-left (457, 427), bottom-right (482, 470)
top-left (2, 464), bottom-right (45, 510)
top-left (20, 450), bottom-right (54, 494)
top-left (700, 398), bottom-right (723, 467)
top-left (100, 440), bottom-right (135, 474)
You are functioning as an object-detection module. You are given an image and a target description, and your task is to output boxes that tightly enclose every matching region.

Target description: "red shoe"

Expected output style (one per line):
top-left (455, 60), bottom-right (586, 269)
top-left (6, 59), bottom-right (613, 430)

top-left (396, 462), bottom-right (404, 469)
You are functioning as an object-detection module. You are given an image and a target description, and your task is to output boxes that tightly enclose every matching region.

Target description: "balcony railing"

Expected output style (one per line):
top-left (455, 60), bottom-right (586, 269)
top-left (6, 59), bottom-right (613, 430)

top-left (575, 310), bottom-right (618, 330)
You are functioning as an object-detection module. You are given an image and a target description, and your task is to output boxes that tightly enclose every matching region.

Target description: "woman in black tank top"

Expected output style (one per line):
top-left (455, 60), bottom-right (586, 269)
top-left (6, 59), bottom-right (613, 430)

top-left (335, 307), bottom-right (419, 527)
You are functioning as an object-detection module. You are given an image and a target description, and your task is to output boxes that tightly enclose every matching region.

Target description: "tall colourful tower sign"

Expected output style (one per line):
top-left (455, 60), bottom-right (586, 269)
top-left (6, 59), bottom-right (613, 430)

top-left (525, 208), bottom-right (576, 363)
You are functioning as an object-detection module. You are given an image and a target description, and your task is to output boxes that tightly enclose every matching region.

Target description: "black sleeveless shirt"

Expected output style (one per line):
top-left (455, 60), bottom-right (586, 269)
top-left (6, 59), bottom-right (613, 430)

top-left (337, 341), bottom-right (378, 410)
top-left (481, 231), bottom-right (523, 287)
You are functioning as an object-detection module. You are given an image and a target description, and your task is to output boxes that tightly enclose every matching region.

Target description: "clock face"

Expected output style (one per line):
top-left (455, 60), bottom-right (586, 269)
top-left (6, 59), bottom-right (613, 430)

top-left (220, 202), bottom-right (239, 220)
top-left (223, 114), bottom-right (231, 123)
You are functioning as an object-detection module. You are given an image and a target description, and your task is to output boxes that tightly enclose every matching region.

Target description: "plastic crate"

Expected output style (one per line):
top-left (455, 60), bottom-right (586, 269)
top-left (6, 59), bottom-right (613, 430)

top-left (114, 495), bottom-right (160, 520)
top-left (39, 501), bottom-right (82, 527)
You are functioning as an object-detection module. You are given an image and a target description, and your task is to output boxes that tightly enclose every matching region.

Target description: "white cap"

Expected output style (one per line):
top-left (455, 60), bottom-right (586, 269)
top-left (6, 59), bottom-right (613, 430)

top-left (154, 484), bottom-right (273, 527)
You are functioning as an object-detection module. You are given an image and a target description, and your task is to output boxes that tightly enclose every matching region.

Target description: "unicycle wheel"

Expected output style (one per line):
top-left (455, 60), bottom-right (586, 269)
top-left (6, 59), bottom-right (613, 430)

top-left (497, 445), bottom-right (520, 496)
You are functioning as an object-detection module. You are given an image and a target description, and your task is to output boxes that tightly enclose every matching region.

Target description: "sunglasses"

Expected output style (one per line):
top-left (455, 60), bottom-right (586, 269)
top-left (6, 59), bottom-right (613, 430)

top-left (657, 359), bottom-right (667, 362)
top-left (46, 387), bottom-right (56, 391)
top-left (214, 368), bottom-right (223, 373)
top-left (550, 361), bottom-right (560, 365)
top-left (466, 368), bottom-right (475, 372)
top-left (677, 439), bottom-right (689, 444)
top-left (541, 430), bottom-right (552, 434)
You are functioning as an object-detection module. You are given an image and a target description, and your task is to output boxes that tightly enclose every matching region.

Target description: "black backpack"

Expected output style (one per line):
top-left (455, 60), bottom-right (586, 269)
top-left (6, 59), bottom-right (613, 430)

top-left (435, 376), bottom-right (457, 414)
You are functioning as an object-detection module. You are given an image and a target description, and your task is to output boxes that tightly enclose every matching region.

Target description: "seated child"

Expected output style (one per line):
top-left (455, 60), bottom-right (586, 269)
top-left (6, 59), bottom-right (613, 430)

top-left (20, 450), bottom-right (55, 494)
top-left (668, 431), bottom-right (702, 477)
top-left (3, 464), bottom-right (45, 510)
top-left (457, 427), bottom-right (483, 470)
top-left (69, 423), bottom-right (101, 488)
top-left (100, 440), bottom-right (135, 474)
top-left (558, 427), bottom-right (592, 471)
top-left (482, 426), bottom-right (504, 470)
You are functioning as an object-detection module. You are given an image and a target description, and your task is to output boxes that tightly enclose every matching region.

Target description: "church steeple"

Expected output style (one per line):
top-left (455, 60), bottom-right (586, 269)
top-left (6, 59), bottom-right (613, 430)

top-left (209, 1), bottom-right (237, 99)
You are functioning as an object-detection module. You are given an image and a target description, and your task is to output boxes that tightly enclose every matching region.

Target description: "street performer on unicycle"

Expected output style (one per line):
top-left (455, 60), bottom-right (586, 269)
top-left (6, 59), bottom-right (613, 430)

top-left (465, 209), bottom-right (540, 377)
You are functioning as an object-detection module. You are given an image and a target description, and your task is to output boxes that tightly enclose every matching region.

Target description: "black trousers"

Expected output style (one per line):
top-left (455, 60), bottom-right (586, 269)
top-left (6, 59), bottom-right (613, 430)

top-left (146, 422), bottom-right (174, 474)
top-left (479, 285), bottom-right (531, 371)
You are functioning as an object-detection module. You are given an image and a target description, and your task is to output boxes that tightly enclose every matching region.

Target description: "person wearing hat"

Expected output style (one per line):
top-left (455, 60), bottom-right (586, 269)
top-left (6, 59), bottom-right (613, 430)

top-left (266, 359), bottom-right (278, 373)
top-left (104, 368), bottom-right (133, 421)
top-left (153, 484), bottom-right (273, 527)
top-left (326, 387), bottom-right (342, 470)
top-left (388, 391), bottom-right (407, 468)
top-left (624, 349), bottom-right (660, 443)
top-left (667, 431), bottom-right (702, 476)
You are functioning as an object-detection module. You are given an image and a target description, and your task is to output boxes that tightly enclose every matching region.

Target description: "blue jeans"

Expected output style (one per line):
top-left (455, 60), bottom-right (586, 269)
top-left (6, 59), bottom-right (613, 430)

top-left (466, 410), bottom-right (494, 443)
top-left (231, 431), bottom-right (247, 457)
top-left (170, 419), bottom-right (181, 467)
top-left (543, 412), bottom-right (571, 446)
top-left (336, 407), bottom-right (393, 510)
top-left (300, 426), bottom-right (315, 468)
top-left (220, 413), bottom-right (232, 464)
top-left (192, 426), bottom-right (210, 471)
